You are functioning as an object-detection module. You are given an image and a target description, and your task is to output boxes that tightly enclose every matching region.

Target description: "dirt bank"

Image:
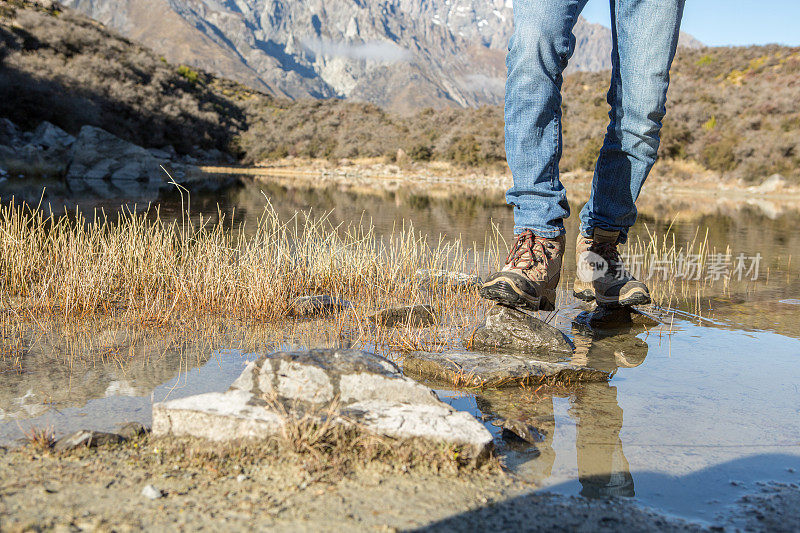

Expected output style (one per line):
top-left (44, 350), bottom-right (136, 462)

top-left (1, 437), bottom-right (797, 531)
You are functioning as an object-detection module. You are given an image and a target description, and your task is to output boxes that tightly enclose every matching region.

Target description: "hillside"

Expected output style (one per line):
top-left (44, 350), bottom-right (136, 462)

top-left (1, 1), bottom-right (798, 183)
top-left (0, 0), bottom-right (259, 155)
top-left (238, 46), bottom-right (800, 182)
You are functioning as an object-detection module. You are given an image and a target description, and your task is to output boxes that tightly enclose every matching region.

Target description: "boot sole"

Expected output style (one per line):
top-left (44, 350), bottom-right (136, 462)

top-left (479, 278), bottom-right (555, 312)
top-left (595, 290), bottom-right (651, 307)
top-left (573, 283), bottom-right (651, 307)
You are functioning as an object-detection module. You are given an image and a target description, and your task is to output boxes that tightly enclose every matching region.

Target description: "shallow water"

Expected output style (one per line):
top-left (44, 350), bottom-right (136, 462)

top-left (2, 176), bottom-right (800, 525)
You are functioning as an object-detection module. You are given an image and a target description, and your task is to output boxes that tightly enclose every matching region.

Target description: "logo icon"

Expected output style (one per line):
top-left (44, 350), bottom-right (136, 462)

top-left (577, 251), bottom-right (608, 282)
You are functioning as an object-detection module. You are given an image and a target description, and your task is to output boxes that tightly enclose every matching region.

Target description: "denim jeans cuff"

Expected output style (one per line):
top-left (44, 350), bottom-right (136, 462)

top-left (514, 226), bottom-right (565, 238)
top-left (580, 225), bottom-right (629, 244)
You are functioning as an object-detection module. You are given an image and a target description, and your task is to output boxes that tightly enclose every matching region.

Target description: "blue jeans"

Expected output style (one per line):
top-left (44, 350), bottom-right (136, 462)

top-left (505, 0), bottom-right (685, 243)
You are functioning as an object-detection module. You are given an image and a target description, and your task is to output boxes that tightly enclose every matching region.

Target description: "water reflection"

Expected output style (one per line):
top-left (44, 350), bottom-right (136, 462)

top-left (478, 324), bottom-right (650, 499)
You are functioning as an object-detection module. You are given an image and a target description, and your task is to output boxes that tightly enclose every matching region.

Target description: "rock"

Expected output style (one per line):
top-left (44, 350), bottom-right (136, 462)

top-left (53, 430), bottom-right (125, 452)
top-left (751, 174), bottom-right (786, 193)
top-left (66, 126), bottom-right (163, 182)
top-left (30, 121), bottom-right (75, 152)
top-left (416, 269), bottom-right (481, 290)
top-left (289, 295), bottom-right (351, 318)
top-left (465, 305), bottom-right (573, 354)
top-left (404, 350), bottom-right (610, 388)
top-left (0, 119), bottom-right (20, 146)
top-left (117, 421), bottom-right (148, 439)
top-left (573, 305), bottom-right (661, 332)
top-left (236, 474), bottom-right (248, 483)
top-left (141, 485), bottom-right (163, 500)
top-left (371, 304), bottom-right (439, 327)
top-left (153, 349), bottom-right (492, 462)
top-left (146, 147), bottom-right (174, 160)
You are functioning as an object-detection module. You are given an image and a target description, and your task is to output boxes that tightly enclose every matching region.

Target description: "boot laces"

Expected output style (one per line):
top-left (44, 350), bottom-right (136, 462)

top-left (591, 241), bottom-right (622, 275)
top-left (506, 230), bottom-right (551, 271)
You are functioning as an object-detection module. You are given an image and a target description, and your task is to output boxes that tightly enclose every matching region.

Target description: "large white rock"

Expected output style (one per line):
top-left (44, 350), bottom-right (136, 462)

top-left (153, 349), bottom-right (493, 461)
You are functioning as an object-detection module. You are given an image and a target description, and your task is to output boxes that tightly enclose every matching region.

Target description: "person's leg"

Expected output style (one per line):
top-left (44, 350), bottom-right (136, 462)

top-left (505, 0), bottom-right (589, 238)
top-left (579, 0), bottom-right (686, 243)
top-left (480, 0), bottom-right (587, 311)
top-left (573, 0), bottom-right (684, 306)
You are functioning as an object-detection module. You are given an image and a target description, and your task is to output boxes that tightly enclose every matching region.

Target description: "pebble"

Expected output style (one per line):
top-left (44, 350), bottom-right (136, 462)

top-left (141, 484), bottom-right (163, 500)
top-left (237, 474), bottom-right (248, 483)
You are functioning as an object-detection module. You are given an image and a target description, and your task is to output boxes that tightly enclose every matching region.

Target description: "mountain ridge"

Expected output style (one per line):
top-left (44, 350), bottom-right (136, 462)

top-left (62, 0), bottom-right (702, 110)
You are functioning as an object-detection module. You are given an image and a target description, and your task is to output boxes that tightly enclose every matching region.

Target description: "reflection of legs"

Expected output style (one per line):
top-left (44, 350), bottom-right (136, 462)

top-left (569, 383), bottom-right (634, 498)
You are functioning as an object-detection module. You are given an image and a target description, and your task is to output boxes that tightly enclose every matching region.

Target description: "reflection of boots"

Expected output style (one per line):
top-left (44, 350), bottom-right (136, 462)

top-left (570, 384), bottom-right (635, 498)
top-left (569, 325), bottom-right (650, 374)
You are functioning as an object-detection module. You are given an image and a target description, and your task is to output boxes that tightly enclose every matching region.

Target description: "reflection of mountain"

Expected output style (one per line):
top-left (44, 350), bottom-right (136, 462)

top-left (0, 328), bottom-right (212, 421)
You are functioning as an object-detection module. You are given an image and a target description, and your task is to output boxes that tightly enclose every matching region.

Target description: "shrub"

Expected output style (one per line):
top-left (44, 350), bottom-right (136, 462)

top-left (408, 144), bottom-right (433, 162)
top-left (177, 64), bottom-right (200, 84)
top-left (701, 136), bottom-right (738, 173)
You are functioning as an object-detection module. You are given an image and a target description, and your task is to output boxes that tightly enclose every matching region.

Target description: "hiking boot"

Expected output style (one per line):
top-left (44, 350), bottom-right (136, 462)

top-left (480, 231), bottom-right (565, 311)
top-left (573, 228), bottom-right (651, 306)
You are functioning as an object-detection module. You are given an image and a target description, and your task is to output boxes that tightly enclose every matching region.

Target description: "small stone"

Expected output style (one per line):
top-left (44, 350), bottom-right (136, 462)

top-left (141, 485), bottom-right (163, 500)
top-left (117, 422), bottom-right (148, 440)
top-left (370, 304), bottom-right (439, 327)
top-left (236, 474), bottom-right (248, 483)
top-left (53, 430), bottom-right (124, 452)
top-left (465, 305), bottom-right (573, 354)
top-left (289, 295), bottom-right (351, 318)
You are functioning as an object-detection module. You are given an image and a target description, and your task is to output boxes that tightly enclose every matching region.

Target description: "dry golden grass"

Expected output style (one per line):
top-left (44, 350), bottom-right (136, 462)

top-left (0, 194), bottom-right (773, 364)
top-left (0, 196), bottom-right (496, 323)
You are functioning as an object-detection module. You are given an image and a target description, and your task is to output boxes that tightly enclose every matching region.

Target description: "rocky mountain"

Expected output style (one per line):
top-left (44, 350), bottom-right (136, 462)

top-left (60, 0), bottom-right (702, 110)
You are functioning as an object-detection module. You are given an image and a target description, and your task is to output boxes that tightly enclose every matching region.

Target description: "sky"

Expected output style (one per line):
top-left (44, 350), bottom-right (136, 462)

top-left (580, 0), bottom-right (800, 47)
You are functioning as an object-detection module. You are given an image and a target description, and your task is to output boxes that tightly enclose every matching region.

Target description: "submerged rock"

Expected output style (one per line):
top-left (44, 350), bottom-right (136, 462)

top-left (465, 305), bottom-right (573, 355)
top-left (416, 269), bottom-right (481, 290)
top-left (289, 295), bottom-right (351, 317)
top-left (497, 419), bottom-right (545, 444)
top-left (370, 304), bottom-right (439, 327)
top-left (404, 350), bottom-right (610, 389)
top-left (153, 349), bottom-right (493, 462)
top-left (53, 430), bottom-right (125, 452)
